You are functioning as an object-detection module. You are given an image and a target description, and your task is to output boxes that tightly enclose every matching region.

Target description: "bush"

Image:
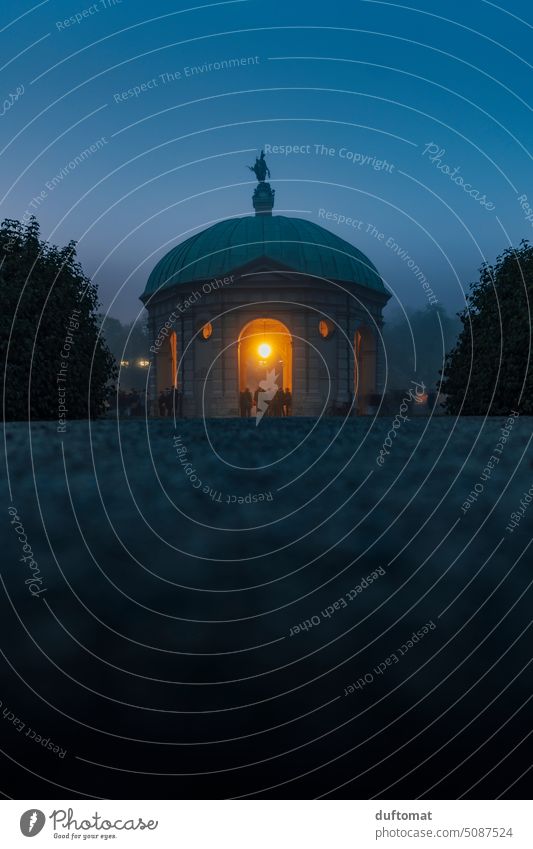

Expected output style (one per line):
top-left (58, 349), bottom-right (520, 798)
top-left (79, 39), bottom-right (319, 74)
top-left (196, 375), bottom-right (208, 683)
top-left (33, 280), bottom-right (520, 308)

top-left (441, 241), bottom-right (533, 414)
top-left (0, 218), bottom-right (116, 421)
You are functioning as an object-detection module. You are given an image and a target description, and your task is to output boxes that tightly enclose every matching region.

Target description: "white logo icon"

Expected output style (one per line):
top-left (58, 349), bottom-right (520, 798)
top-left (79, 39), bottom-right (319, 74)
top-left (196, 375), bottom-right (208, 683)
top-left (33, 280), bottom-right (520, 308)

top-left (20, 810), bottom-right (46, 837)
top-left (256, 368), bottom-right (279, 425)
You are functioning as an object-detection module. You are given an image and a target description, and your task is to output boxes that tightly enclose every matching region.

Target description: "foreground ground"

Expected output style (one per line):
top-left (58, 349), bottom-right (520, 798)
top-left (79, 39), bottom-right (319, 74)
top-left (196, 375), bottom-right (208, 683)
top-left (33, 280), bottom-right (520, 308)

top-left (1, 416), bottom-right (532, 798)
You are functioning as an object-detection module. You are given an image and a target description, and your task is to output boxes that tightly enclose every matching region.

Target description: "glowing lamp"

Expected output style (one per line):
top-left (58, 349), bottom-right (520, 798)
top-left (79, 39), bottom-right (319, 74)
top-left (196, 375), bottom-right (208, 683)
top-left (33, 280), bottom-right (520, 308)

top-left (258, 343), bottom-right (271, 358)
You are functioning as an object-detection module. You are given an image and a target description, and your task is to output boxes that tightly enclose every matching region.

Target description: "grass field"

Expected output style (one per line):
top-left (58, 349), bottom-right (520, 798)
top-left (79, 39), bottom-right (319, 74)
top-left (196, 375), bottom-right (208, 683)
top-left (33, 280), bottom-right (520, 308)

top-left (2, 416), bottom-right (532, 798)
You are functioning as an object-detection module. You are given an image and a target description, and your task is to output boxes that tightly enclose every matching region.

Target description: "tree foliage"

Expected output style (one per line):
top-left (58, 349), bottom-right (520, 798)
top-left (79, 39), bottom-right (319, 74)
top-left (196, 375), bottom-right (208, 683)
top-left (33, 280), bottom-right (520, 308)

top-left (441, 241), bottom-right (533, 414)
top-left (0, 217), bottom-right (116, 421)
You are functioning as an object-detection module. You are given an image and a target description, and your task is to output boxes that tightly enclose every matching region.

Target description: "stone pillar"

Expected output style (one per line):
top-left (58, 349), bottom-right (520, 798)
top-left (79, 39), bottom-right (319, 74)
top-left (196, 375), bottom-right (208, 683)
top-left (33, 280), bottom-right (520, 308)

top-left (147, 314), bottom-right (158, 416)
top-left (375, 318), bottom-right (386, 395)
top-left (349, 317), bottom-right (360, 413)
top-left (222, 311), bottom-right (239, 416)
top-left (180, 314), bottom-right (195, 416)
top-left (336, 314), bottom-right (352, 405)
top-left (291, 311), bottom-right (306, 415)
top-left (252, 182), bottom-right (275, 215)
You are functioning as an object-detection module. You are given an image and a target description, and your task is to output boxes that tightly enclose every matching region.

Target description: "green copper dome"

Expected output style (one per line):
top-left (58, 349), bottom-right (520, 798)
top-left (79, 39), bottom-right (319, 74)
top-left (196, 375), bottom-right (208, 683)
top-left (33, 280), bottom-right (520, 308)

top-left (142, 215), bottom-right (386, 298)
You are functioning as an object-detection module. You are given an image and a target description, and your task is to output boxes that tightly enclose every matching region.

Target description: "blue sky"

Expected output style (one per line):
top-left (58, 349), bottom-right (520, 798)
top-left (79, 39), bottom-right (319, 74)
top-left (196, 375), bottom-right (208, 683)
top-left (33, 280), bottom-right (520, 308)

top-left (1, 0), bottom-right (532, 322)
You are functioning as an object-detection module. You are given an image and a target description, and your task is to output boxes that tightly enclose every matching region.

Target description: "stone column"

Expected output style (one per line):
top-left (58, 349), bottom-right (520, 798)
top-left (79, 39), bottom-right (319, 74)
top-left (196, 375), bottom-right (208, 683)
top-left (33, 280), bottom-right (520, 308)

top-left (336, 312), bottom-right (352, 405)
top-left (222, 310), bottom-right (239, 417)
top-left (147, 314), bottom-right (158, 416)
top-left (375, 318), bottom-right (386, 395)
top-left (291, 310), bottom-right (307, 415)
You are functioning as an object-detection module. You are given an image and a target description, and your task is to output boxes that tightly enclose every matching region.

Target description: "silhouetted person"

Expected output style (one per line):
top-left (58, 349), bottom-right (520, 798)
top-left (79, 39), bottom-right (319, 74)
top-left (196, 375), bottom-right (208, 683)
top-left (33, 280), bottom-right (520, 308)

top-left (283, 388), bottom-right (292, 416)
top-left (171, 387), bottom-right (181, 418)
top-left (130, 390), bottom-right (140, 416)
top-left (125, 391), bottom-right (134, 417)
top-left (241, 387), bottom-right (253, 419)
top-left (164, 388), bottom-right (173, 417)
top-left (267, 389), bottom-right (281, 417)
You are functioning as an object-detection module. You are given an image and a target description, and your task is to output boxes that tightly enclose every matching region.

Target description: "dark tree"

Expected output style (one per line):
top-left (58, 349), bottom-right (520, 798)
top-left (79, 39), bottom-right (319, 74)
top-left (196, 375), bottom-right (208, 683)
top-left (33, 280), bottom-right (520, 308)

top-left (441, 241), bottom-right (533, 414)
top-left (0, 217), bottom-right (116, 421)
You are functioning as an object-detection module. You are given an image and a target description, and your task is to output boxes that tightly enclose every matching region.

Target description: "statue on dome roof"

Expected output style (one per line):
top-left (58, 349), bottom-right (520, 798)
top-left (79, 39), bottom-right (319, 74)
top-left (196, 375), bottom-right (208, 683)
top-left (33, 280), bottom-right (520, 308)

top-left (248, 150), bottom-right (271, 182)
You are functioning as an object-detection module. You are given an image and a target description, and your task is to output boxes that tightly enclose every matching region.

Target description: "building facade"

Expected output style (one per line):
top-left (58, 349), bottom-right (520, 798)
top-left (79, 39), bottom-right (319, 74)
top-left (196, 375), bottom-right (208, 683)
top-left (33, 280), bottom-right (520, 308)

top-left (141, 162), bottom-right (390, 417)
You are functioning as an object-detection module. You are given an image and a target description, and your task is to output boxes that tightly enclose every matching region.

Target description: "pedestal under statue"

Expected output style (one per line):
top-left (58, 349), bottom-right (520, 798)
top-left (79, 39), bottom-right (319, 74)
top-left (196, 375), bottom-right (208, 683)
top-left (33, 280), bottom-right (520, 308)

top-left (248, 150), bottom-right (275, 216)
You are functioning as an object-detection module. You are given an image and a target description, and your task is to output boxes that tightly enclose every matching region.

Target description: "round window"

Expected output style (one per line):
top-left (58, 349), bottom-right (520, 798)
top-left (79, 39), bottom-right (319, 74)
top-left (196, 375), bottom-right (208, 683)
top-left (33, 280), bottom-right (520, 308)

top-left (319, 319), bottom-right (334, 339)
top-left (200, 322), bottom-right (213, 340)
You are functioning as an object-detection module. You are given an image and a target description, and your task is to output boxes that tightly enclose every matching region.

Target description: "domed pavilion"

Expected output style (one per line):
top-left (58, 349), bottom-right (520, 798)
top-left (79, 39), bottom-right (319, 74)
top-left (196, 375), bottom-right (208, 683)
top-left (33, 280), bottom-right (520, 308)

top-left (140, 153), bottom-right (390, 417)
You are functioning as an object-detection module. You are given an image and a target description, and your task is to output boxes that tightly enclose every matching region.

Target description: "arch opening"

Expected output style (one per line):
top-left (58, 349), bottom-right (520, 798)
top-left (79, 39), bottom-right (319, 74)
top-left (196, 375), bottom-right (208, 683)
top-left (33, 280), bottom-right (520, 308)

top-left (156, 330), bottom-right (179, 394)
top-left (355, 325), bottom-right (377, 414)
top-left (238, 318), bottom-right (292, 416)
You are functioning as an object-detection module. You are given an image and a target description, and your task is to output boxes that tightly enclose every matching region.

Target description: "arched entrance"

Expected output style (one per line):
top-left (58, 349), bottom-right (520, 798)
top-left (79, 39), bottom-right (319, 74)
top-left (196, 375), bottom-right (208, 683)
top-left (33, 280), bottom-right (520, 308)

top-left (238, 318), bottom-right (292, 414)
top-left (354, 325), bottom-right (376, 414)
top-left (156, 330), bottom-right (179, 393)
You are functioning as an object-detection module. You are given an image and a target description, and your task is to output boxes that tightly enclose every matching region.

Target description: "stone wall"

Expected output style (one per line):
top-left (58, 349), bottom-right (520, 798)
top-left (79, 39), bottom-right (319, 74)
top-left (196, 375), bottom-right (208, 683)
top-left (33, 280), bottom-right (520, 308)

top-left (143, 270), bottom-right (389, 417)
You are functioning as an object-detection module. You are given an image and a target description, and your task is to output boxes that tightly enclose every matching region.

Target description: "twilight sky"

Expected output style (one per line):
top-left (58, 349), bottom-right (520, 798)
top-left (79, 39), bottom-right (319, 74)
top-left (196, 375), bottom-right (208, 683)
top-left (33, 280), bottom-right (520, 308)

top-left (1, 0), bottom-right (532, 323)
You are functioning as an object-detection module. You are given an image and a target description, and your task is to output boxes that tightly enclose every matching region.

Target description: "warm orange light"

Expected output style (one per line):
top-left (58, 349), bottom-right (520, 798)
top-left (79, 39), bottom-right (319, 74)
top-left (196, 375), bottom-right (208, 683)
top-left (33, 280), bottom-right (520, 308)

top-left (258, 342), bottom-right (271, 358)
top-left (319, 319), bottom-right (334, 338)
